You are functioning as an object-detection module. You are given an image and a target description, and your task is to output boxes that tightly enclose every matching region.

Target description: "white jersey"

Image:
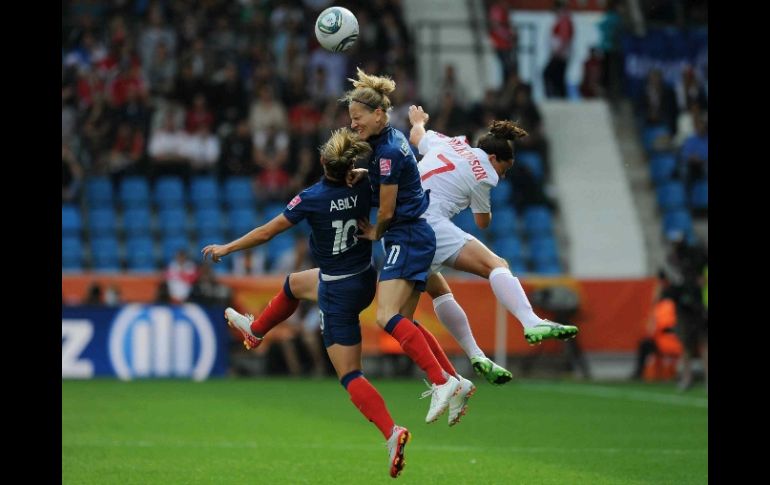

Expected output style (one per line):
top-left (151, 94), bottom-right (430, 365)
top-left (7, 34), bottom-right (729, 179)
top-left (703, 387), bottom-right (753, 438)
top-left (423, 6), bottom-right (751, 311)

top-left (417, 130), bottom-right (498, 220)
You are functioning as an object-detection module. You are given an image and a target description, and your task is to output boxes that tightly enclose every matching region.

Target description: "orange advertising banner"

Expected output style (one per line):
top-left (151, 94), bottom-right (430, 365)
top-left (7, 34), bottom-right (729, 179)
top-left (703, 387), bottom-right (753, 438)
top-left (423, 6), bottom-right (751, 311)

top-left (62, 274), bottom-right (656, 354)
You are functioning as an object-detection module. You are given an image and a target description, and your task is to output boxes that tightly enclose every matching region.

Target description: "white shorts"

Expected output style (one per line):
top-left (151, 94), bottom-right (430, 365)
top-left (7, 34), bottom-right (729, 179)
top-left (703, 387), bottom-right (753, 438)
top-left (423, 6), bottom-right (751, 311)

top-left (428, 217), bottom-right (475, 274)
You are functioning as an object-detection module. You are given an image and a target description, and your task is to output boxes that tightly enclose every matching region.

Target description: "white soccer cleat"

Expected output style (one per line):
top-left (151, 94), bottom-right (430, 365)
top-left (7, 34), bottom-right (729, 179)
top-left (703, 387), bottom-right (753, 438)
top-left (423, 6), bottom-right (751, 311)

top-left (421, 375), bottom-right (461, 423)
top-left (387, 425), bottom-right (411, 478)
top-left (448, 375), bottom-right (476, 427)
top-left (224, 307), bottom-right (262, 350)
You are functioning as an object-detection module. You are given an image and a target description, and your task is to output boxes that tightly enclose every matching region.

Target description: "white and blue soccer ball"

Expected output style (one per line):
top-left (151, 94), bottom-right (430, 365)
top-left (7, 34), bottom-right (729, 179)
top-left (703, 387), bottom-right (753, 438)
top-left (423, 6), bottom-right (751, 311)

top-left (314, 6), bottom-right (359, 53)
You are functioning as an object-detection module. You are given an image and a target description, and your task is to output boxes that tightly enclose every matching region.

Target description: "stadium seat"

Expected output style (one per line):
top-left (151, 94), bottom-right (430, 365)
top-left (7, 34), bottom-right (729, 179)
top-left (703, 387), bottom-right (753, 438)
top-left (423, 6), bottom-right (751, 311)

top-left (642, 124), bottom-right (671, 154)
top-left (522, 206), bottom-right (553, 237)
top-left (532, 259), bottom-right (562, 275)
top-left (262, 202), bottom-right (289, 223)
top-left (223, 177), bottom-right (255, 209)
top-left (153, 176), bottom-right (186, 210)
top-left (62, 236), bottom-right (83, 271)
top-left (453, 209), bottom-right (477, 234)
top-left (516, 150), bottom-right (544, 181)
top-left (62, 205), bottom-right (82, 237)
top-left (492, 234), bottom-right (523, 266)
top-left (87, 208), bottom-right (117, 238)
top-left (125, 237), bottom-right (156, 271)
top-left (690, 179), bottom-right (708, 210)
top-left (85, 177), bottom-right (113, 206)
top-left (158, 208), bottom-right (189, 237)
top-left (194, 208), bottom-right (224, 238)
top-left (161, 235), bottom-right (190, 263)
top-left (528, 236), bottom-right (559, 266)
top-left (649, 152), bottom-right (678, 185)
top-left (118, 176), bottom-right (151, 209)
top-left (228, 207), bottom-right (258, 238)
top-left (491, 179), bottom-right (512, 205)
top-left (122, 207), bottom-right (153, 237)
top-left (90, 237), bottom-right (121, 271)
top-left (656, 181), bottom-right (687, 211)
top-left (490, 207), bottom-right (518, 237)
top-left (267, 231), bottom-right (296, 269)
top-left (663, 209), bottom-right (693, 240)
top-left (190, 176), bottom-right (221, 210)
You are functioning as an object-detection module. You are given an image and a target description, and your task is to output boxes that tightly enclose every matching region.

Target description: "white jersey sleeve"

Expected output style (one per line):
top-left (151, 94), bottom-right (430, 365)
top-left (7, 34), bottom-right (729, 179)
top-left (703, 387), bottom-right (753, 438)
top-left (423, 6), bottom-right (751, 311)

top-left (418, 130), bottom-right (451, 155)
top-left (469, 180), bottom-right (493, 214)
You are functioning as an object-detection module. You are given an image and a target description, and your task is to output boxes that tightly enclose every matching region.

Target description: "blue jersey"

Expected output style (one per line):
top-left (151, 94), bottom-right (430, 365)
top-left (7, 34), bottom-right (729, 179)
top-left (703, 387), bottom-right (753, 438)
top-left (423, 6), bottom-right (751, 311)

top-left (366, 125), bottom-right (430, 224)
top-left (282, 178), bottom-right (372, 276)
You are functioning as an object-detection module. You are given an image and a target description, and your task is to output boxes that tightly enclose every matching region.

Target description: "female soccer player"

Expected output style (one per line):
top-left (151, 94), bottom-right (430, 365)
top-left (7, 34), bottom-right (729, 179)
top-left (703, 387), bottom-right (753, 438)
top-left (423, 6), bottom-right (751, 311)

top-left (202, 129), bottom-right (411, 478)
top-left (343, 68), bottom-right (467, 420)
top-left (406, 105), bottom-right (578, 380)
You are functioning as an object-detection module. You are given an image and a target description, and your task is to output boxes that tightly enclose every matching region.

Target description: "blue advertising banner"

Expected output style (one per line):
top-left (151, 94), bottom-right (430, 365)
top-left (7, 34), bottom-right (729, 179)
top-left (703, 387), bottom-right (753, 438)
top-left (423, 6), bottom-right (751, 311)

top-left (622, 27), bottom-right (708, 99)
top-left (62, 304), bottom-right (229, 380)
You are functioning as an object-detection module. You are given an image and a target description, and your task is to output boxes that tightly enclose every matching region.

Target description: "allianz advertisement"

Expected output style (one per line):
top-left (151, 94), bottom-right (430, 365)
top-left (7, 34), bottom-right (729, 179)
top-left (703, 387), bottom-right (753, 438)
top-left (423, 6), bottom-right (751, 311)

top-left (62, 304), bottom-right (228, 380)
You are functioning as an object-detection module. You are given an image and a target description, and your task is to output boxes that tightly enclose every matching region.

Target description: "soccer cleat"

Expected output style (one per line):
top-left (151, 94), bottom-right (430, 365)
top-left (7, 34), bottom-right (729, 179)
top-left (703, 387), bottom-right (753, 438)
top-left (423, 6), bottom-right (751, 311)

top-left (420, 375), bottom-right (461, 423)
top-left (387, 425), bottom-right (411, 478)
top-left (448, 375), bottom-right (476, 426)
top-left (470, 356), bottom-right (513, 385)
top-left (524, 320), bottom-right (579, 345)
top-left (224, 307), bottom-right (262, 350)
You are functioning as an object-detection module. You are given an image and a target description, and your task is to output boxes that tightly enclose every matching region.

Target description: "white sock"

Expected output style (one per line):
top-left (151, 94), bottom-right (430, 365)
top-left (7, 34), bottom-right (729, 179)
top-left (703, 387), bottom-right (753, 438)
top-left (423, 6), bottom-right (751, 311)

top-left (433, 293), bottom-right (486, 359)
top-left (489, 267), bottom-right (543, 329)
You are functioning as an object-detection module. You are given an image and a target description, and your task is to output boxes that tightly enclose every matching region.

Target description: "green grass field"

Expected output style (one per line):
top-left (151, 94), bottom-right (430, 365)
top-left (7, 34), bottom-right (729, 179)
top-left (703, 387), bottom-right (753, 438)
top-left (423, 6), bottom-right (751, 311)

top-left (62, 378), bottom-right (707, 484)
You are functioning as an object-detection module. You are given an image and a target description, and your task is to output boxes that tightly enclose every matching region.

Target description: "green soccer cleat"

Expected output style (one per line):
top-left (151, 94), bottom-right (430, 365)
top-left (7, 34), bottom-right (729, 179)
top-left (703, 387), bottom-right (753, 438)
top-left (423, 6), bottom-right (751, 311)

top-left (524, 320), bottom-right (579, 345)
top-left (470, 356), bottom-right (513, 385)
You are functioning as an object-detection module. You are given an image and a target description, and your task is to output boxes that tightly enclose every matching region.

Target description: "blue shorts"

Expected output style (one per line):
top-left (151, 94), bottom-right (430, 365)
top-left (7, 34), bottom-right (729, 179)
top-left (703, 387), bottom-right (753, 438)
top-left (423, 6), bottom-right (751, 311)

top-left (379, 219), bottom-right (436, 292)
top-left (318, 264), bottom-right (378, 347)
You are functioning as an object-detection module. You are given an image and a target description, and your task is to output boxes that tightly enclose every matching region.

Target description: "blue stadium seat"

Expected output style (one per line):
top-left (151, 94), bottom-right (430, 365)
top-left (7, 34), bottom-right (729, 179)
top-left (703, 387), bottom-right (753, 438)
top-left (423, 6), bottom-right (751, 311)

top-left (122, 207), bottom-right (153, 237)
top-left (656, 181), bottom-right (687, 211)
top-left (266, 231), bottom-right (296, 269)
top-left (85, 177), bottom-right (113, 206)
top-left (153, 176), bottom-right (186, 210)
top-left (119, 176), bottom-right (151, 209)
top-left (223, 177), bottom-right (255, 209)
top-left (228, 207), bottom-right (258, 238)
top-left (509, 259), bottom-right (528, 275)
top-left (453, 209), bottom-right (477, 234)
top-left (650, 152), bottom-right (678, 185)
top-left (528, 236), bottom-right (559, 266)
top-left (262, 202), bottom-right (289, 223)
top-left (62, 205), bottom-right (82, 237)
top-left (194, 208), bottom-right (224, 238)
top-left (516, 150), bottom-right (544, 181)
top-left (642, 124), bottom-right (671, 154)
top-left (62, 236), bottom-right (83, 271)
top-left (90, 237), bottom-right (121, 271)
top-left (532, 259), bottom-right (562, 275)
top-left (158, 208), bottom-right (189, 237)
top-left (490, 207), bottom-right (518, 237)
top-left (88, 208), bottom-right (117, 238)
top-left (125, 237), bottom-right (156, 271)
top-left (522, 206), bottom-right (553, 237)
top-left (690, 179), bottom-right (708, 210)
top-left (663, 209), bottom-right (693, 240)
top-left (190, 176), bottom-right (221, 210)
top-left (492, 235), bottom-right (523, 266)
top-left (161, 235), bottom-right (190, 263)
top-left (491, 179), bottom-right (512, 205)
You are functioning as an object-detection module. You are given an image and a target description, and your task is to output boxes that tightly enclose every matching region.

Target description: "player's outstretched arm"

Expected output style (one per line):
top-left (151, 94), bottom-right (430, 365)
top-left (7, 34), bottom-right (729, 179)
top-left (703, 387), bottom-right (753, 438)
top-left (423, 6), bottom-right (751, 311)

top-left (202, 214), bottom-right (294, 263)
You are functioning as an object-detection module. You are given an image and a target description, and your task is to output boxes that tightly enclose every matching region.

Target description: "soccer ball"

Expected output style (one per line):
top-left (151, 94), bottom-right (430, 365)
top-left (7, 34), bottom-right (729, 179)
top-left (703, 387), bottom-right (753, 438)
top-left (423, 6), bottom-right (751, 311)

top-left (314, 6), bottom-right (359, 53)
